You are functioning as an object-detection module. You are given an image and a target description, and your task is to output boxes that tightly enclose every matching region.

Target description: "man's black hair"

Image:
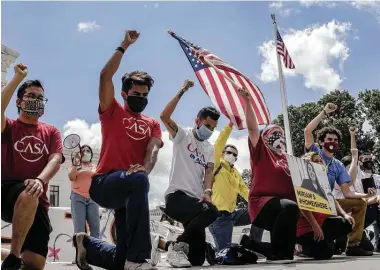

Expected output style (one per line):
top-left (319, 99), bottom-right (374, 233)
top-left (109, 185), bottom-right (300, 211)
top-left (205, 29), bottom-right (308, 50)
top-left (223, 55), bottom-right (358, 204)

top-left (359, 152), bottom-right (372, 162)
top-left (341, 155), bottom-right (352, 167)
top-left (197, 106), bottom-right (220, 121)
top-left (317, 126), bottom-right (342, 143)
top-left (121, 71), bottom-right (154, 93)
top-left (16, 80), bottom-right (44, 113)
top-left (223, 144), bottom-right (238, 153)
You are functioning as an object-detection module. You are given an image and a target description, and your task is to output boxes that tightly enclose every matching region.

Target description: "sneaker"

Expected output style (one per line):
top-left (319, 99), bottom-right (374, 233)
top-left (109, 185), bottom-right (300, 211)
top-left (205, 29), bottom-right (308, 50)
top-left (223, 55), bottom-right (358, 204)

top-left (124, 261), bottom-right (157, 270)
top-left (346, 245), bottom-right (373, 256)
top-left (166, 242), bottom-right (191, 268)
top-left (1, 254), bottom-right (23, 270)
top-left (73, 233), bottom-right (93, 270)
top-left (148, 232), bottom-right (161, 266)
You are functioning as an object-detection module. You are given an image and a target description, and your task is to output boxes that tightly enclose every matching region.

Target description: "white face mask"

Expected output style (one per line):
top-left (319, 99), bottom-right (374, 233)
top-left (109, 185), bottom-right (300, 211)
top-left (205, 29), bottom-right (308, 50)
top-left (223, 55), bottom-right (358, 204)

top-left (224, 153), bottom-right (237, 165)
top-left (82, 152), bottom-right (91, 163)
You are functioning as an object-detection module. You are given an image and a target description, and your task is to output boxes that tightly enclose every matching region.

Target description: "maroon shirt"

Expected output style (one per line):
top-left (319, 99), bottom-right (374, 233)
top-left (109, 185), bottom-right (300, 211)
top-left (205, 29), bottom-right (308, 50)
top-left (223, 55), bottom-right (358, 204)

top-left (2, 118), bottom-right (63, 211)
top-left (248, 137), bottom-right (296, 222)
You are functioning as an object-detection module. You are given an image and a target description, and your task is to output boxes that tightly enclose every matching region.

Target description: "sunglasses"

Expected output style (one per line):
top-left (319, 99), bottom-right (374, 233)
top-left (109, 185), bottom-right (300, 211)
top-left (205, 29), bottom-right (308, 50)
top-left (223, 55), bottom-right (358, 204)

top-left (225, 151), bottom-right (238, 157)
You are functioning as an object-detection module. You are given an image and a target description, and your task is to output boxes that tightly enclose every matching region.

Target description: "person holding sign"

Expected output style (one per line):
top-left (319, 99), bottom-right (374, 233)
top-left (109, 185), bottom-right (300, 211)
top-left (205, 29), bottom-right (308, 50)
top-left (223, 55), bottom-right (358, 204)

top-left (72, 30), bottom-right (163, 270)
top-left (304, 103), bottom-right (375, 256)
top-left (208, 122), bottom-right (263, 251)
top-left (237, 88), bottom-right (298, 264)
top-left (296, 152), bottom-right (355, 260)
top-left (1, 65), bottom-right (64, 269)
top-left (160, 79), bottom-right (220, 267)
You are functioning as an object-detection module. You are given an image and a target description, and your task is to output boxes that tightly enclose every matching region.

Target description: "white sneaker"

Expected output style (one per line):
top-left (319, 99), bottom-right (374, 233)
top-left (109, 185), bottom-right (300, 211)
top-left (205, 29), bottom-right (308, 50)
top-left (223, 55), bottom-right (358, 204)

top-left (166, 242), bottom-right (191, 268)
top-left (124, 261), bottom-right (158, 270)
top-left (148, 232), bottom-right (161, 266)
top-left (73, 233), bottom-right (93, 270)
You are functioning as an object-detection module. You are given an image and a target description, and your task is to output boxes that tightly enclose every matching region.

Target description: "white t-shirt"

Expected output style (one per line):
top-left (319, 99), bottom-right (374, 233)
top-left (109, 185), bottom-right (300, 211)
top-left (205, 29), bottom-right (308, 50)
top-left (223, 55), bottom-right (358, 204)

top-left (165, 126), bottom-right (215, 199)
top-left (334, 169), bottom-right (380, 199)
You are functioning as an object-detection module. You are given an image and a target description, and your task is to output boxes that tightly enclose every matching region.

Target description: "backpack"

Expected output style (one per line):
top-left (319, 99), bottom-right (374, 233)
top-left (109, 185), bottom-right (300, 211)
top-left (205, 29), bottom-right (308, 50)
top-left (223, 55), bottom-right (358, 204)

top-left (214, 244), bottom-right (258, 265)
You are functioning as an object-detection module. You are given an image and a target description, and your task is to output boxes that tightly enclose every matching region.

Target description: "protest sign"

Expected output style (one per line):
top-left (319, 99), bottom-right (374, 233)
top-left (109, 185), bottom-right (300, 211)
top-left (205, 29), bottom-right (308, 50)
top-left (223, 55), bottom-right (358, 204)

top-left (287, 155), bottom-right (337, 215)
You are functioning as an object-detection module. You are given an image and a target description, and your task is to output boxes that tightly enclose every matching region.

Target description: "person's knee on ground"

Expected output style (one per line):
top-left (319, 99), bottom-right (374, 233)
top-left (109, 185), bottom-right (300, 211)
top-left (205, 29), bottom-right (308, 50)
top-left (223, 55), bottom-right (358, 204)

top-left (21, 250), bottom-right (46, 270)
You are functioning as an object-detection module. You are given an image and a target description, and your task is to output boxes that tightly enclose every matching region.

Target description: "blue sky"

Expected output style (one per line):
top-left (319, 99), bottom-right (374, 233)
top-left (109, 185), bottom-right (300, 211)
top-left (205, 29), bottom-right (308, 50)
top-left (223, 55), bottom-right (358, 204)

top-left (2, 1), bottom-right (380, 134)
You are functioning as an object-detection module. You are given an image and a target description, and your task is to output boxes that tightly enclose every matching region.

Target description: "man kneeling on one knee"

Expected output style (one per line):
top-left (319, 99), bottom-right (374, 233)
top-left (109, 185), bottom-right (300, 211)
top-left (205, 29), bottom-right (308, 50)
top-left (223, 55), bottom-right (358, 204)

top-left (304, 103), bottom-right (375, 256)
top-left (1, 65), bottom-right (64, 270)
top-left (159, 80), bottom-right (220, 267)
top-left (208, 122), bottom-right (263, 251)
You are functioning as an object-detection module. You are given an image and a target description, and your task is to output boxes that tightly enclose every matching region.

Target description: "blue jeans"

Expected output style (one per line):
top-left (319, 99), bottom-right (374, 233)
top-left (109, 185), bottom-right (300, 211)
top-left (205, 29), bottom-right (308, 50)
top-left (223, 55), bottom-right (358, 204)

top-left (71, 191), bottom-right (100, 238)
top-left (84, 171), bottom-right (151, 270)
top-left (208, 208), bottom-right (263, 251)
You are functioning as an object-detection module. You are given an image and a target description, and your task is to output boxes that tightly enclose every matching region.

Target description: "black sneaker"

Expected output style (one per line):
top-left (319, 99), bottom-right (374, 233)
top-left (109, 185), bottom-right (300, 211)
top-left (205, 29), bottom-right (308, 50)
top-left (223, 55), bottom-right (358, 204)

top-left (239, 234), bottom-right (271, 258)
top-left (73, 233), bottom-right (93, 270)
top-left (346, 245), bottom-right (373, 256)
top-left (1, 254), bottom-right (23, 270)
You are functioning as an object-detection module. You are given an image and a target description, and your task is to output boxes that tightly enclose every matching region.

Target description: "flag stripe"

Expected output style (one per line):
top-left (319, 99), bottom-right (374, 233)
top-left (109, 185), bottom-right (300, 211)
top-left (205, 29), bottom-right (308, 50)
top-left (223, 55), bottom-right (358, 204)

top-left (171, 32), bottom-right (271, 128)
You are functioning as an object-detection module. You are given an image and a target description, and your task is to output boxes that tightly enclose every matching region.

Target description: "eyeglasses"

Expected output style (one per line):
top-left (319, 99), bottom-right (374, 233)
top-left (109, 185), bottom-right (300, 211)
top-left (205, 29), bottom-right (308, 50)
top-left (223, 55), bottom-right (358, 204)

top-left (225, 151), bottom-right (238, 157)
top-left (23, 94), bottom-right (48, 104)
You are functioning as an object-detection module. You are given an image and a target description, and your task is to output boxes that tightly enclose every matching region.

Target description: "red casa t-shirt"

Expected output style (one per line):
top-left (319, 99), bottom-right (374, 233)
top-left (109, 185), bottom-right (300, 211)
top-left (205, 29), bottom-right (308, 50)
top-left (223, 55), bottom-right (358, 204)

top-left (2, 118), bottom-right (63, 211)
top-left (248, 137), bottom-right (296, 222)
top-left (95, 99), bottom-right (163, 176)
top-left (297, 212), bottom-right (328, 237)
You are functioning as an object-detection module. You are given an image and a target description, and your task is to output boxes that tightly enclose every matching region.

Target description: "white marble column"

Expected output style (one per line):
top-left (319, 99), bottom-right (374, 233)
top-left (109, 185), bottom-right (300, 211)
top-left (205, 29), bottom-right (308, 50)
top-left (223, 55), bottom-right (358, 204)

top-left (1, 45), bottom-right (20, 87)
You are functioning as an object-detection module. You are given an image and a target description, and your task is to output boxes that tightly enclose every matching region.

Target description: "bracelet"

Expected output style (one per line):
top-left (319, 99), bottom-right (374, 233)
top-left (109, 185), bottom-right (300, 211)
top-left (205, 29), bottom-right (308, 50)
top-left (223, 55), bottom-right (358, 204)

top-left (116, 47), bottom-right (125, 54)
top-left (35, 177), bottom-right (45, 186)
top-left (204, 189), bottom-right (212, 196)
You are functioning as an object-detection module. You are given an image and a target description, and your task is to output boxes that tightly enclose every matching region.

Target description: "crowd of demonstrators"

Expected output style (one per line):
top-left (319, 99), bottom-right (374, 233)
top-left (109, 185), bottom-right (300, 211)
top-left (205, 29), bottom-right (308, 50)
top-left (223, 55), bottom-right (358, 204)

top-left (68, 145), bottom-right (100, 239)
top-left (1, 65), bottom-right (64, 269)
top-left (159, 79), bottom-right (220, 267)
top-left (208, 122), bottom-right (263, 251)
top-left (72, 30), bottom-right (163, 270)
top-left (304, 103), bottom-right (376, 256)
top-left (2, 29), bottom-right (380, 270)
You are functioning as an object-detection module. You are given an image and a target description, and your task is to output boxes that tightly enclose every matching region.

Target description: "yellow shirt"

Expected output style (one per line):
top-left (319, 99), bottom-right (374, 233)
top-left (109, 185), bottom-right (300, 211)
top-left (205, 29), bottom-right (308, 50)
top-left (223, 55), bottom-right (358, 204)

top-left (211, 124), bottom-right (249, 213)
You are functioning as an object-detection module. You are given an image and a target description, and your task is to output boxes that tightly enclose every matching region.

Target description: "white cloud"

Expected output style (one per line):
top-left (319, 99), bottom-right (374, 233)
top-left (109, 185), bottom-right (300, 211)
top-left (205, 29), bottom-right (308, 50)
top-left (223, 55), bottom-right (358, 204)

top-left (350, 0), bottom-right (380, 24)
top-left (299, 0), bottom-right (337, 8)
top-left (63, 119), bottom-right (252, 209)
top-left (155, 3), bottom-right (159, 8)
top-left (258, 20), bottom-right (351, 92)
top-left (77, 21), bottom-right (100, 33)
top-left (269, 1), bottom-right (300, 17)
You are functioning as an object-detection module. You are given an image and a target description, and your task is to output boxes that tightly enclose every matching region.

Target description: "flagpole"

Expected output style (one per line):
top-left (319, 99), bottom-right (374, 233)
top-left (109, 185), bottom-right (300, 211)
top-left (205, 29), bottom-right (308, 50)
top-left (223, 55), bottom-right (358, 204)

top-left (271, 14), bottom-right (293, 155)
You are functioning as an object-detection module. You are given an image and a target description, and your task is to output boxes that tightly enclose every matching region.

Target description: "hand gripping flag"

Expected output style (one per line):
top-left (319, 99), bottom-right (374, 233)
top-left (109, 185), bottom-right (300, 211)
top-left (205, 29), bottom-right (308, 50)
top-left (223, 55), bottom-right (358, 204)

top-left (168, 31), bottom-right (271, 129)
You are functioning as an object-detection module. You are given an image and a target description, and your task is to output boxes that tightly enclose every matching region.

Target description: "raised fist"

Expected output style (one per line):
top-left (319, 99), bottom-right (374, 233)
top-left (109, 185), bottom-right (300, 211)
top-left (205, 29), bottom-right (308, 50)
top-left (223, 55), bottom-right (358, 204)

top-left (14, 63), bottom-right (28, 79)
top-left (182, 80), bottom-right (194, 91)
top-left (122, 30), bottom-right (140, 46)
top-left (349, 126), bottom-right (358, 136)
top-left (324, 103), bottom-right (337, 114)
top-left (238, 87), bottom-right (250, 101)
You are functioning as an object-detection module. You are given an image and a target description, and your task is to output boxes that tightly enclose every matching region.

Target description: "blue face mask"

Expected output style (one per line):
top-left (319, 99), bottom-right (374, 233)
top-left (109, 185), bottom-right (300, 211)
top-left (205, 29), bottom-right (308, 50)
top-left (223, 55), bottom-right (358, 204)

top-left (196, 125), bottom-right (213, 141)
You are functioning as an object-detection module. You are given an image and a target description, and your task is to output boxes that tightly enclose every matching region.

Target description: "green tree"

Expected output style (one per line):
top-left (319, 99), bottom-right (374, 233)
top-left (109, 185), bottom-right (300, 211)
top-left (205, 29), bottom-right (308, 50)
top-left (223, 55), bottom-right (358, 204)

top-left (273, 90), bottom-right (379, 160)
top-left (236, 169), bottom-right (251, 209)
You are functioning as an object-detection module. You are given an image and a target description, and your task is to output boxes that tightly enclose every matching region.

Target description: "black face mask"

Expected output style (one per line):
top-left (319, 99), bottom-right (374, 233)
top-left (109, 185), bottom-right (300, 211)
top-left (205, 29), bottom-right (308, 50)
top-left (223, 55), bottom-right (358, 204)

top-left (362, 161), bottom-right (374, 171)
top-left (126, 96), bottom-right (148, 113)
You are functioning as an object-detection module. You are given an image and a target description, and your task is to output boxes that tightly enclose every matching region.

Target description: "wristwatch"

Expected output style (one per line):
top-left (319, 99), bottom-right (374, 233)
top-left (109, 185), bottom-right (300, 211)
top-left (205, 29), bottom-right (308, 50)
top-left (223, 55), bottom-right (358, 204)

top-left (204, 189), bottom-right (212, 196)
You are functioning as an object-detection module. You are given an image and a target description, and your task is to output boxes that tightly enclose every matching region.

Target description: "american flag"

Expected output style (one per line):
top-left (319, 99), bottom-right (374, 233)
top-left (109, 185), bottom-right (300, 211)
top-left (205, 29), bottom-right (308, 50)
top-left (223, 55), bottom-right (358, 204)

top-left (276, 30), bottom-right (295, 69)
top-left (169, 31), bottom-right (270, 129)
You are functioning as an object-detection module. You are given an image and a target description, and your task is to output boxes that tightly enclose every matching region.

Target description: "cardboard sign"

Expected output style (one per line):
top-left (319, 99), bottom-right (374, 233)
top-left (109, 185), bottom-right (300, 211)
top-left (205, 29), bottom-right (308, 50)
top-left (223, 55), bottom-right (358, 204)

top-left (287, 155), bottom-right (337, 215)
